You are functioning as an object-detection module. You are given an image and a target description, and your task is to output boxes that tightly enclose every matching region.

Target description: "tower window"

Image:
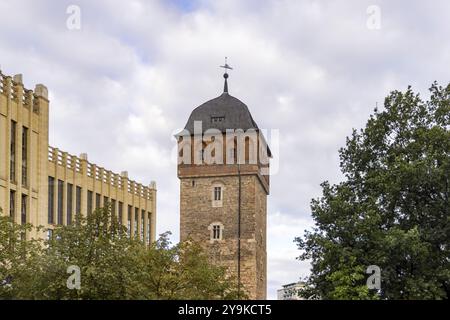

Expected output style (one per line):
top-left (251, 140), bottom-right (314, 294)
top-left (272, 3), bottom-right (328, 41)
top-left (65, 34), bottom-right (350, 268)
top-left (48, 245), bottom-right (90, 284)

top-left (211, 116), bottom-right (225, 123)
top-left (208, 222), bottom-right (224, 242)
top-left (212, 183), bottom-right (224, 207)
top-left (214, 187), bottom-right (222, 201)
top-left (213, 225), bottom-right (221, 239)
top-left (227, 148), bottom-right (237, 164)
top-left (198, 149), bottom-right (205, 162)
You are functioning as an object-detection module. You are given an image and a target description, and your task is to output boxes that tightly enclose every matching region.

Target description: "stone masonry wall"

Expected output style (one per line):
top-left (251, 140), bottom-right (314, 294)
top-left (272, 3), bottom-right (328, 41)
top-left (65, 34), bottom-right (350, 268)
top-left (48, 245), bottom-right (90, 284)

top-left (180, 173), bottom-right (267, 299)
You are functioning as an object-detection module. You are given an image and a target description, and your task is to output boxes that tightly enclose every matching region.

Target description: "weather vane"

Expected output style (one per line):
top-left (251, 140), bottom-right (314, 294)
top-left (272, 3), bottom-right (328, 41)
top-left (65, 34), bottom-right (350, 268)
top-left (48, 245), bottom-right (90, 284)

top-left (220, 57), bottom-right (233, 75)
top-left (220, 57), bottom-right (233, 93)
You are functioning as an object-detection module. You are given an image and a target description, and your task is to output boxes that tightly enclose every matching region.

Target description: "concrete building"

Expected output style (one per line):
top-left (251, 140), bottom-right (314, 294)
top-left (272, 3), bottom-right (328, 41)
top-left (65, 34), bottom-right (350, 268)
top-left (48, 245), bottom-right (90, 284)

top-left (0, 70), bottom-right (156, 242)
top-left (277, 282), bottom-right (306, 300)
top-left (176, 69), bottom-right (272, 300)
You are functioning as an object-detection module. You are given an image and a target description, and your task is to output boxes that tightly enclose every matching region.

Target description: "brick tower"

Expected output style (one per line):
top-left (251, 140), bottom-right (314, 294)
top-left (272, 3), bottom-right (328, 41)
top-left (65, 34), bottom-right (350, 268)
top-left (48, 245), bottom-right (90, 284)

top-left (176, 63), bottom-right (271, 299)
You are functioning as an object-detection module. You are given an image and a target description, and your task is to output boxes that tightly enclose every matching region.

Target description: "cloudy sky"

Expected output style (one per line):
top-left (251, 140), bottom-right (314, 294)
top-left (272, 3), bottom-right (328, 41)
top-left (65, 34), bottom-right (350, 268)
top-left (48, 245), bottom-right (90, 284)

top-left (1, 0), bottom-right (449, 299)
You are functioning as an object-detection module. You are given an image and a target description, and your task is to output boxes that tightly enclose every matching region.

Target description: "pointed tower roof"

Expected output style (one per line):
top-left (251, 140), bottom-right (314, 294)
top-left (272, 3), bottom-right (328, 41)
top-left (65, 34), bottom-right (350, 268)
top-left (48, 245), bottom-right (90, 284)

top-left (182, 58), bottom-right (258, 134)
top-left (177, 59), bottom-right (272, 157)
top-left (182, 91), bottom-right (259, 134)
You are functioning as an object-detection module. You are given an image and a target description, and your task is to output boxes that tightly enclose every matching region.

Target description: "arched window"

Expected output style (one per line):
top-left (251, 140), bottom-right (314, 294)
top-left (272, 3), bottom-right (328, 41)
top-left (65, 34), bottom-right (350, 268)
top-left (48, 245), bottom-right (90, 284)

top-left (245, 135), bottom-right (257, 164)
top-left (194, 141), bottom-right (207, 165)
top-left (226, 136), bottom-right (237, 164)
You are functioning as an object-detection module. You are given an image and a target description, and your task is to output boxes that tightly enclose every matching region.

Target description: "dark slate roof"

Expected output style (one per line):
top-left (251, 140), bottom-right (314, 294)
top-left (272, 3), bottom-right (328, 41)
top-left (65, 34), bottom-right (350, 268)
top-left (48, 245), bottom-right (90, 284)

top-left (182, 92), bottom-right (259, 134)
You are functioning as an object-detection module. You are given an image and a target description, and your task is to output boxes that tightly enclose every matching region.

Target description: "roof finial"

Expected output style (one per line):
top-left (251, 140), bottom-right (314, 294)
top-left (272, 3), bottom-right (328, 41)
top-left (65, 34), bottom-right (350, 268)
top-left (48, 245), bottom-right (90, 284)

top-left (220, 57), bottom-right (233, 93)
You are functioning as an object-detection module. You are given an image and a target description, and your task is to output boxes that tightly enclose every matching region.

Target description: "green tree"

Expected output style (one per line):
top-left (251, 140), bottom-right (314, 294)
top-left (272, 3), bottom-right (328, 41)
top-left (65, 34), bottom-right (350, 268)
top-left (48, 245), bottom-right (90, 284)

top-left (0, 209), bottom-right (43, 299)
top-left (3, 206), bottom-right (243, 300)
top-left (295, 83), bottom-right (450, 300)
top-left (21, 206), bottom-right (138, 300)
top-left (128, 232), bottom-right (243, 300)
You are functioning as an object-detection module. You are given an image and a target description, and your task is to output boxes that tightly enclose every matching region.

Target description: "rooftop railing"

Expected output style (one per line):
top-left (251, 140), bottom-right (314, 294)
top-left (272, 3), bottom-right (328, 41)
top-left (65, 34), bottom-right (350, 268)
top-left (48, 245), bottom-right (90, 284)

top-left (0, 71), bottom-right (43, 114)
top-left (48, 146), bottom-right (154, 200)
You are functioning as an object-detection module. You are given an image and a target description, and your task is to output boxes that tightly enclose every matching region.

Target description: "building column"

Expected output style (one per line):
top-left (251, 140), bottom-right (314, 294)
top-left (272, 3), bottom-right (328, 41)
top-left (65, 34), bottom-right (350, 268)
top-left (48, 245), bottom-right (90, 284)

top-left (35, 83), bottom-right (49, 237)
top-left (79, 153), bottom-right (88, 217)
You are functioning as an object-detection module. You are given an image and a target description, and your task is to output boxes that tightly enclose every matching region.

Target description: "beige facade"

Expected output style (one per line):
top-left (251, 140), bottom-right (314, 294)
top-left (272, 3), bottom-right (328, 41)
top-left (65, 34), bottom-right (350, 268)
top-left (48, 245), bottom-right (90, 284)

top-left (0, 71), bottom-right (156, 243)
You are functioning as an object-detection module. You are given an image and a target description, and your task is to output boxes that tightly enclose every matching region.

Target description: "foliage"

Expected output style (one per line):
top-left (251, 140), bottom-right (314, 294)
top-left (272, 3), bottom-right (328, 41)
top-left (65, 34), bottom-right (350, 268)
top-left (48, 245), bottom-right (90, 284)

top-left (296, 82), bottom-right (450, 299)
top-left (0, 207), bottom-right (242, 300)
top-left (128, 233), bottom-right (243, 300)
top-left (0, 208), bottom-right (43, 299)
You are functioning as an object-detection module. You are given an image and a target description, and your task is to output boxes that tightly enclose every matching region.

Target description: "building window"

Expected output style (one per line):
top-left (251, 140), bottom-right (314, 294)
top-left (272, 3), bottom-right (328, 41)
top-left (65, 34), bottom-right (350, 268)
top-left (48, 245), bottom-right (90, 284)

top-left (9, 191), bottom-right (15, 220)
top-left (48, 177), bottom-right (55, 224)
top-left (227, 147), bottom-right (237, 164)
top-left (141, 210), bottom-right (145, 242)
top-left (213, 225), bottom-right (221, 239)
top-left (211, 116), bottom-right (225, 123)
top-left (46, 229), bottom-right (53, 240)
top-left (134, 208), bottom-right (139, 238)
top-left (87, 190), bottom-right (93, 215)
top-left (127, 205), bottom-right (132, 238)
top-left (76, 186), bottom-right (82, 220)
top-left (196, 142), bottom-right (205, 163)
top-left (10, 120), bottom-right (16, 183)
top-left (212, 183), bottom-right (224, 207)
top-left (214, 187), bottom-right (222, 201)
top-left (208, 222), bottom-right (224, 242)
top-left (118, 202), bottom-right (123, 226)
top-left (95, 193), bottom-right (101, 209)
top-left (21, 195), bottom-right (27, 225)
top-left (103, 196), bottom-right (109, 207)
top-left (21, 126), bottom-right (28, 186)
top-left (147, 212), bottom-right (151, 245)
top-left (57, 180), bottom-right (64, 225)
top-left (67, 183), bottom-right (73, 225)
